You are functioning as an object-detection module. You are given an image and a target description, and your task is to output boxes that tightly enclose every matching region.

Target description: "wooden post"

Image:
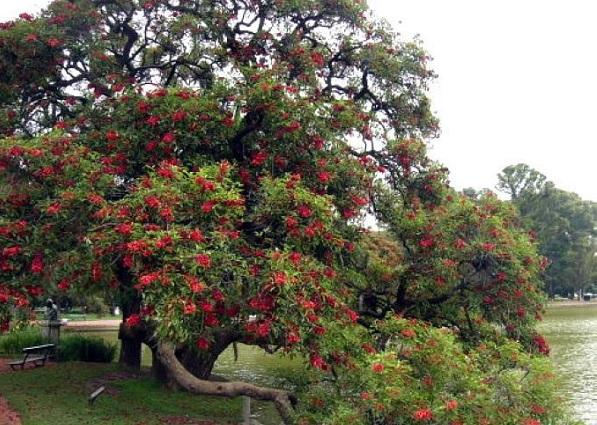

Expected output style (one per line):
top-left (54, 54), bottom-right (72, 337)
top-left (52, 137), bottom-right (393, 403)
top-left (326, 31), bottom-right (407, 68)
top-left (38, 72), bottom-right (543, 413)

top-left (242, 396), bottom-right (251, 424)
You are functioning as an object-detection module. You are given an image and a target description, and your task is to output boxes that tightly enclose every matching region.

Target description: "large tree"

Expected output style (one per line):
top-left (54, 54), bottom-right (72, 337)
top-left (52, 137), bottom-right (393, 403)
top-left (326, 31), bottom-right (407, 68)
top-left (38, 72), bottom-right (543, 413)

top-left (0, 2), bottom-right (574, 423)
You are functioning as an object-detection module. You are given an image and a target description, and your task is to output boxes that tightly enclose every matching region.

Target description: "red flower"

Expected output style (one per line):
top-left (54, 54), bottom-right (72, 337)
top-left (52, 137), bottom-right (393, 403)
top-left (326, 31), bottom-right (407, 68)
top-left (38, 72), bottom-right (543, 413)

top-left (361, 343), bottom-right (377, 354)
top-left (401, 328), bottom-right (416, 338)
top-left (189, 229), bottom-right (206, 242)
top-left (286, 216), bottom-right (298, 229)
top-left (255, 321), bottom-right (271, 338)
top-left (212, 289), bottom-right (225, 302)
top-left (297, 204), bottom-right (312, 218)
top-left (419, 236), bottom-right (434, 248)
top-left (106, 130), bottom-right (119, 142)
top-left (137, 273), bottom-right (160, 288)
top-left (19, 13), bottom-right (34, 21)
top-left (204, 314), bottom-right (219, 327)
top-left (137, 101), bottom-right (151, 113)
top-left (371, 363), bottom-right (384, 373)
top-left (286, 332), bottom-right (301, 344)
top-left (186, 276), bottom-right (205, 293)
top-left (159, 207), bottom-right (174, 222)
top-left (57, 278), bottom-right (70, 291)
top-left (47, 202), bottom-right (62, 215)
top-left (127, 240), bottom-right (149, 253)
top-left (222, 115), bottom-right (235, 127)
top-left (48, 37), bottom-right (62, 48)
top-left (2, 245), bottom-right (22, 257)
top-left (412, 408), bottom-right (433, 421)
top-left (522, 420), bottom-right (541, 425)
top-left (481, 242), bottom-right (496, 252)
top-left (115, 222), bottom-right (133, 235)
top-left (183, 301), bottom-right (197, 315)
top-left (288, 252), bottom-right (301, 266)
top-left (250, 151), bottom-right (268, 166)
top-left (162, 132), bottom-right (175, 143)
top-left (195, 254), bottom-right (211, 268)
top-left (144, 196), bottom-right (161, 209)
top-left (30, 254), bottom-right (44, 274)
top-left (360, 391), bottom-right (372, 400)
top-left (532, 334), bottom-right (550, 355)
top-left (172, 110), bottom-right (187, 122)
top-left (25, 33), bottom-right (38, 42)
top-left (156, 236), bottom-right (173, 249)
top-left (445, 400), bottom-right (458, 411)
top-left (312, 135), bottom-right (325, 149)
top-left (146, 115), bottom-right (161, 126)
top-left (345, 309), bottom-right (359, 323)
top-left (454, 239), bottom-right (467, 249)
top-left (196, 337), bottom-right (210, 351)
top-left (126, 314), bottom-right (142, 327)
top-left (272, 271), bottom-right (287, 286)
top-left (311, 51), bottom-right (325, 67)
top-left (317, 171), bottom-right (331, 183)
top-left (201, 201), bottom-right (216, 214)
top-left (91, 262), bottom-right (103, 282)
top-left (309, 353), bottom-right (326, 370)
top-left (199, 301), bottom-right (214, 313)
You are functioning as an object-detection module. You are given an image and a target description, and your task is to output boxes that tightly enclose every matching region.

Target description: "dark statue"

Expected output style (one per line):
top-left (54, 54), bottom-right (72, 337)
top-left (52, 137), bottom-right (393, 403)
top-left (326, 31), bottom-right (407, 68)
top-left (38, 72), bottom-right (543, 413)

top-left (45, 298), bottom-right (59, 322)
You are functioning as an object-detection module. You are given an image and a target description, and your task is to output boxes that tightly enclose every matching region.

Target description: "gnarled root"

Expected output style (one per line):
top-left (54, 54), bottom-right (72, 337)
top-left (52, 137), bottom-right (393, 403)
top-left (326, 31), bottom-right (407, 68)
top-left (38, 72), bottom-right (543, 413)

top-left (156, 341), bottom-right (296, 424)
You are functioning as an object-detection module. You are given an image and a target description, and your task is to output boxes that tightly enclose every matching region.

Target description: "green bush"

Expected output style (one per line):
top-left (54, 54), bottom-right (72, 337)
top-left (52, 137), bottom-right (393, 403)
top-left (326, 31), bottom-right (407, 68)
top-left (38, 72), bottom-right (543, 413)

top-left (0, 327), bottom-right (44, 354)
top-left (57, 334), bottom-right (116, 363)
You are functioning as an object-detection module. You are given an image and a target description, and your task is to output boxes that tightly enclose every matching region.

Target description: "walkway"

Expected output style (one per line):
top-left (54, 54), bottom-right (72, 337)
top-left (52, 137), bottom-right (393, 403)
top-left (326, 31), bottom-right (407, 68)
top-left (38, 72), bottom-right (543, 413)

top-left (63, 319), bottom-right (120, 331)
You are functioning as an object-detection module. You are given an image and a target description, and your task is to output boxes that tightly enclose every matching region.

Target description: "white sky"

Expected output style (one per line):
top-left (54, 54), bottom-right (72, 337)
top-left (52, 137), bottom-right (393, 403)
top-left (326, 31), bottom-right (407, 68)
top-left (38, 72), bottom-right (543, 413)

top-left (1, 1), bottom-right (596, 201)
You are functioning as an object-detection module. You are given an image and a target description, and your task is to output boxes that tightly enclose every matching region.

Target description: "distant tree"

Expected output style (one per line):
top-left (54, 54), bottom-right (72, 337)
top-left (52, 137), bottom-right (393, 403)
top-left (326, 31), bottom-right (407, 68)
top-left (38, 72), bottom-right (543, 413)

top-left (497, 163), bottom-right (548, 200)
top-left (497, 164), bottom-right (597, 297)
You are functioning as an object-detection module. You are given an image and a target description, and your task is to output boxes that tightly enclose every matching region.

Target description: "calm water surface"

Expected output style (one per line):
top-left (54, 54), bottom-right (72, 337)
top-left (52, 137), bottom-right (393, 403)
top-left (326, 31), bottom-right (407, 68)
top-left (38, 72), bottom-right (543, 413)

top-left (539, 303), bottom-right (597, 425)
top-left (75, 305), bottom-right (597, 425)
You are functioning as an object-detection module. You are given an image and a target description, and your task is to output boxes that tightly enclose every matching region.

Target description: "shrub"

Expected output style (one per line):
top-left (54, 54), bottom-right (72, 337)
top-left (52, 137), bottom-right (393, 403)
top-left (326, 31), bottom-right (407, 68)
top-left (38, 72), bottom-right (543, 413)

top-left (0, 327), bottom-right (44, 354)
top-left (57, 334), bottom-right (116, 363)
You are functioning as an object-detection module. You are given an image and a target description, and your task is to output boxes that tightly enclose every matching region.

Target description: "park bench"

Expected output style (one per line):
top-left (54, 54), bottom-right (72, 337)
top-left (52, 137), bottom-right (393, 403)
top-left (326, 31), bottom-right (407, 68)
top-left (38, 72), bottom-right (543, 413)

top-left (7, 344), bottom-right (55, 371)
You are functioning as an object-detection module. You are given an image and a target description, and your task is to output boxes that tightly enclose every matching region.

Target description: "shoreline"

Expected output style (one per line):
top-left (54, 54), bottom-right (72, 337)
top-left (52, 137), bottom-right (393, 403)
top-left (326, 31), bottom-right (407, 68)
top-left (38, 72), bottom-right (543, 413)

top-left (547, 300), bottom-right (597, 308)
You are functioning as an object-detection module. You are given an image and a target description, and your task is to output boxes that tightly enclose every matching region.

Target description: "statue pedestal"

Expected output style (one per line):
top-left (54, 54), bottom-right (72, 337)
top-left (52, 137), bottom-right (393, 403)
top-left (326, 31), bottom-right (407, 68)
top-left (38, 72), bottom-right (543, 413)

top-left (41, 321), bottom-right (62, 345)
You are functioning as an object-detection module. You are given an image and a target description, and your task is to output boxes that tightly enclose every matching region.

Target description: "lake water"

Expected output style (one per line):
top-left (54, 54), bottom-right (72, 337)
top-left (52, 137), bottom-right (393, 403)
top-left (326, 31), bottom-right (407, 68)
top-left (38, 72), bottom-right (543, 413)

top-left (539, 303), bottom-right (597, 425)
top-left (72, 303), bottom-right (597, 424)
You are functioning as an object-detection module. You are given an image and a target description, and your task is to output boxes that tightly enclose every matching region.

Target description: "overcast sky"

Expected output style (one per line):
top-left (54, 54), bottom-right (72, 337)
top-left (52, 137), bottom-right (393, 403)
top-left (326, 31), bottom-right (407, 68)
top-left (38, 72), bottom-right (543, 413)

top-left (2, 1), bottom-right (596, 201)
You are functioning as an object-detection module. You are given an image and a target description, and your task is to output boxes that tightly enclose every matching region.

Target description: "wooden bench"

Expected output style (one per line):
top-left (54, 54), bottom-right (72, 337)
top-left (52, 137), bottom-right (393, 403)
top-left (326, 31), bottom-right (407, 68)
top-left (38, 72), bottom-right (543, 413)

top-left (7, 344), bottom-right (55, 371)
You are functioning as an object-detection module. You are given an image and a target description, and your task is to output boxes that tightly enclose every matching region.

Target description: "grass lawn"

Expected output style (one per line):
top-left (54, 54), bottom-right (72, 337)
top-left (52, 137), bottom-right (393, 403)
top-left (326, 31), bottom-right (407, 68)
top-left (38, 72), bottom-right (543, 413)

top-left (0, 362), bottom-right (243, 425)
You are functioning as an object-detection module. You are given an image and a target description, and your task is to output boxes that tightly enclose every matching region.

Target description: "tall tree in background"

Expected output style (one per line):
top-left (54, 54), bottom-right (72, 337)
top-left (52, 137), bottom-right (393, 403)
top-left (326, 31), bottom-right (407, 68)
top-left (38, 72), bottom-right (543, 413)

top-left (497, 164), bottom-right (596, 297)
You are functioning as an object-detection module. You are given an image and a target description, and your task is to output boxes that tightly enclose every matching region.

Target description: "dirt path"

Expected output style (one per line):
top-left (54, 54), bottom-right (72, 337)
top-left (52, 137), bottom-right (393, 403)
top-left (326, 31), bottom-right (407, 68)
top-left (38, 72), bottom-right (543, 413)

top-left (0, 359), bottom-right (23, 425)
top-left (63, 319), bottom-right (120, 330)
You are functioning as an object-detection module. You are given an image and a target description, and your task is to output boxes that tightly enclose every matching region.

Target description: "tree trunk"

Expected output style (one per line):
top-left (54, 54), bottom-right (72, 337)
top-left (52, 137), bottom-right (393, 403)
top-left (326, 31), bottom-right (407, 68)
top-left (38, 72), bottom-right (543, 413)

top-left (178, 333), bottom-right (233, 379)
top-left (116, 264), bottom-right (143, 369)
top-left (156, 341), bottom-right (295, 424)
top-left (151, 345), bottom-right (173, 384)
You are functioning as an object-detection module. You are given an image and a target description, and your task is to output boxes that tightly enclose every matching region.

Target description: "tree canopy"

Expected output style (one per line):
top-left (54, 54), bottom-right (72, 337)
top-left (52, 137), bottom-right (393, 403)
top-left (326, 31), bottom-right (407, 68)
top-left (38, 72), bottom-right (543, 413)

top-left (0, 2), bottom-right (576, 424)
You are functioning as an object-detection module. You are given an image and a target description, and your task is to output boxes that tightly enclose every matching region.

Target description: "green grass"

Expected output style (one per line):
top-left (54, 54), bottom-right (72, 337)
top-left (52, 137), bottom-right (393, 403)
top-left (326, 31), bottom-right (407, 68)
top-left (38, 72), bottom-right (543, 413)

top-left (0, 362), bottom-right (242, 424)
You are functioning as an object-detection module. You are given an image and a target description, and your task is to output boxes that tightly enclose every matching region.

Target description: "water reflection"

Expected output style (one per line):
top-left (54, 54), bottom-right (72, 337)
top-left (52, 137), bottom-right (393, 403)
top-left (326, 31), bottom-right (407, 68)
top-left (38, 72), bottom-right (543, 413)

top-left (539, 304), bottom-right (597, 425)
